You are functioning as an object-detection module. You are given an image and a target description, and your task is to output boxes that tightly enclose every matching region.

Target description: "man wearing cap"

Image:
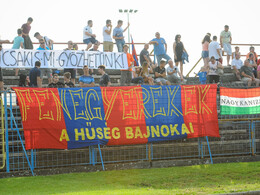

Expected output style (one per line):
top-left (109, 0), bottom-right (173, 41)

top-left (220, 25), bottom-right (232, 65)
top-left (98, 65), bottom-right (111, 87)
top-left (120, 44), bottom-right (134, 86)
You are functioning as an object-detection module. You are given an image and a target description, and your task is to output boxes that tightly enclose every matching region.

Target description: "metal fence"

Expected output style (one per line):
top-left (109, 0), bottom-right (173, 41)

top-left (0, 85), bottom-right (259, 176)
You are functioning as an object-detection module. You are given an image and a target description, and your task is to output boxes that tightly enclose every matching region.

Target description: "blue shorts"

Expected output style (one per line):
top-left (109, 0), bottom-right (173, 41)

top-left (83, 37), bottom-right (98, 45)
top-left (201, 51), bottom-right (209, 58)
top-left (223, 43), bottom-right (232, 55)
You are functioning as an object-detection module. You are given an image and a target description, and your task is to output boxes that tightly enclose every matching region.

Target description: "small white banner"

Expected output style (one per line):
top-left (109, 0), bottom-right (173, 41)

top-left (0, 49), bottom-right (128, 70)
top-left (220, 95), bottom-right (260, 107)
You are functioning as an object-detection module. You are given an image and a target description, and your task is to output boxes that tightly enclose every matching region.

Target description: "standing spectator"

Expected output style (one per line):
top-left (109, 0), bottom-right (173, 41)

top-left (201, 35), bottom-right (210, 67)
top-left (207, 56), bottom-right (223, 84)
top-left (98, 65), bottom-right (111, 87)
top-left (103, 19), bottom-right (113, 52)
top-left (240, 60), bottom-right (260, 87)
top-left (37, 39), bottom-right (52, 84)
top-left (79, 65), bottom-right (95, 87)
top-left (141, 61), bottom-right (154, 85)
top-left (248, 53), bottom-right (257, 77)
top-left (209, 36), bottom-right (222, 62)
top-left (113, 20), bottom-right (130, 52)
top-left (63, 72), bottom-right (75, 88)
top-left (34, 32), bottom-right (54, 50)
top-left (131, 66), bottom-right (144, 85)
top-left (120, 44), bottom-right (134, 86)
top-left (64, 41), bottom-right (76, 84)
top-left (29, 61), bottom-right (41, 87)
top-left (139, 44), bottom-right (156, 69)
top-left (21, 17), bottom-right (33, 49)
top-left (167, 60), bottom-right (185, 84)
top-left (154, 60), bottom-right (171, 85)
top-left (220, 25), bottom-right (232, 65)
top-left (48, 74), bottom-right (65, 88)
top-left (246, 46), bottom-right (258, 63)
top-left (232, 46), bottom-right (240, 59)
top-left (149, 32), bottom-right (171, 65)
top-left (173, 34), bottom-right (188, 77)
top-left (83, 20), bottom-right (99, 51)
top-left (12, 29), bottom-right (24, 76)
top-left (231, 53), bottom-right (243, 80)
top-left (89, 43), bottom-right (99, 51)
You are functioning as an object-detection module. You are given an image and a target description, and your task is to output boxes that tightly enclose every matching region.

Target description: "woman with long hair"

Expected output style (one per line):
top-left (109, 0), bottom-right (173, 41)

top-left (173, 34), bottom-right (188, 77)
top-left (141, 61), bottom-right (154, 85)
top-left (202, 35), bottom-right (210, 66)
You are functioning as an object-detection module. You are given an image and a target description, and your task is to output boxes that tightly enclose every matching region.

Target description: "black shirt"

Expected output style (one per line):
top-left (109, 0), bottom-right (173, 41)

top-left (64, 81), bottom-right (75, 88)
top-left (99, 73), bottom-right (110, 87)
top-left (48, 82), bottom-right (65, 88)
top-left (140, 49), bottom-right (151, 66)
top-left (154, 66), bottom-right (165, 79)
top-left (29, 67), bottom-right (41, 87)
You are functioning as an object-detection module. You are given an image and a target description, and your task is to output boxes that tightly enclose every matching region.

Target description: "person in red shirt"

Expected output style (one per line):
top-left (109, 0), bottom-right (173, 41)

top-left (120, 44), bottom-right (134, 86)
top-left (21, 17), bottom-right (33, 49)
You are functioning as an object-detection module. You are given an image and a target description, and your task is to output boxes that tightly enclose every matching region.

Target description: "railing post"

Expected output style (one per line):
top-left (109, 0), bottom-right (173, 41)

top-left (4, 92), bottom-right (9, 173)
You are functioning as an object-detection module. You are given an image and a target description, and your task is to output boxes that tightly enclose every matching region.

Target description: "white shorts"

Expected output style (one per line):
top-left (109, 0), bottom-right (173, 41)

top-left (223, 43), bottom-right (232, 56)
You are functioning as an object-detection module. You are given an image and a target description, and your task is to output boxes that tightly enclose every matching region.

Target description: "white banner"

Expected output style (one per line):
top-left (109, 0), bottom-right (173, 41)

top-left (0, 49), bottom-right (128, 70)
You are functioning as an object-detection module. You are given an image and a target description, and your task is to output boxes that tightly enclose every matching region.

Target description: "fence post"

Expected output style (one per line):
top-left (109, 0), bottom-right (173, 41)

top-left (4, 92), bottom-right (9, 173)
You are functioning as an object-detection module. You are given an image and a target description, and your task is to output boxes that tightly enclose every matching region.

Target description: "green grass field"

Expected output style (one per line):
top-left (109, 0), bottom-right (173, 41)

top-left (0, 162), bottom-right (260, 195)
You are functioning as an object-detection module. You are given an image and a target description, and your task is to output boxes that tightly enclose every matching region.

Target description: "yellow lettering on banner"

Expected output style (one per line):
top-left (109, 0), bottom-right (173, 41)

top-left (86, 89), bottom-right (103, 120)
top-left (112, 127), bottom-right (120, 139)
top-left (182, 124), bottom-right (190, 135)
top-left (170, 124), bottom-right (180, 136)
top-left (14, 89), bottom-right (32, 121)
top-left (59, 129), bottom-right (70, 141)
top-left (102, 88), bottom-right (119, 120)
top-left (104, 127), bottom-right (111, 139)
top-left (166, 87), bottom-right (183, 117)
top-left (143, 126), bottom-right (150, 138)
top-left (70, 89), bottom-right (89, 120)
top-left (151, 125), bottom-right (160, 138)
top-left (134, 127), bottom-right (144, 139)
top-left (86, 128), bottom-right (96, 140)
top-left (189, 123), bottom-right (194, 133)
top-left (59, 89), bottom-right (72, 120)
top-left (161, 125), bottom-right (170, 137)
top-left (139, 87), bottom-right (152, 118)
top-left (183, 86), bottom-right (198, 115)
top-left (125, 127), bottom-right (134, 139)
top-left (33, 90), bottom-right (54, 121)
top-left (96, 128), bottom-right (104, 139)
top-left (120, 89), bottom-right (137, 120)
top-left (74, 128), bottom-right (85, 141)
top-left (198, 85), bottom-right (212, 114)
top-left (151, 87), bottom-right (166, 117)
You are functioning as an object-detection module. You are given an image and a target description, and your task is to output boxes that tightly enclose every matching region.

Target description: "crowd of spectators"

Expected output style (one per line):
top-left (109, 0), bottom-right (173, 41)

top-left (1, 19), bottom-right (260, 90)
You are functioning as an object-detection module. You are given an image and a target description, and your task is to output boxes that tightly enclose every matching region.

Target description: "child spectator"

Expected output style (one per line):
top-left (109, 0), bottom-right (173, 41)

top-left (131, 66), bottom-right (144, 85)
top-left (48, 73), bottom-right (65, 88)
top-left (232, 46), bottom-right (240, 59)
top-left (64, 72), bottom-right (75, 88)
top-left (141, 61), bottom-right (154, 85)
top-left (98, 65), bottom-right (111, 87)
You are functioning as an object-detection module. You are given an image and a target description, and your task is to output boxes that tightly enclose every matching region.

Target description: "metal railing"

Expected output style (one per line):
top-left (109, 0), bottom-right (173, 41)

top-left (0, 95), bottom-right (6, 169)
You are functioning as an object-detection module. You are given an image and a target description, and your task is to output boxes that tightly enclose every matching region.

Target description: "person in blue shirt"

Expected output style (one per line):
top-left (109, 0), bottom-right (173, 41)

top-left (12, 29), bottom-right (24, 76)
top-left (79, 65), bottom-right (95, 87)
top-left (149, 32), bottom-right (171, 65)
top-left (37, 39), bottom-right (50, 50)
top-left (113, 20), bottom-right (130, 52)
top-left (29, 61), bottom-right (42, 87)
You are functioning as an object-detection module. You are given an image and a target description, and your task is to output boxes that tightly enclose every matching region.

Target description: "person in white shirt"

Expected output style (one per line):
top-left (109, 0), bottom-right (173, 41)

top-left (207, 56), bottom-right (223, 83)
top-left (83, 20), bottom-right (99, 51)
top-left (166, 60), bottom-right (185, 84)
top-left (34, 32), bottom-right (54, 50)
top-left (103, 19), bottom-right (113, 52)
top-left (209, 36), bottom-right (222, 62)
top-left (231, 53), bottom-right (243, 80)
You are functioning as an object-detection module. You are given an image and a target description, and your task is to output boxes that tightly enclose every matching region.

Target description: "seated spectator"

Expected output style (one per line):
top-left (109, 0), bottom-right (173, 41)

top-left (232, 46), bottom-right (240, 59)
top-left (73, 43), bottom-right (78, 50)
top-left (89, 43), bottom-right (100, 51)
top-left (248, 53), bottom-right (257, 77)
top-left (167, 60), bottom-right (186, 84)
top-left (140, 44), bottom-right (157, 69)
top-left (37, 39), bottom-right (52, 84)
top-left (131, 66), bottom-right (144, 85)
top-left (79, 65), bottom-right (95, 87)
top-left (29, 61), bottom-right (42, 88)
top-left (241, 60), bottom-right (260, 87)
top-left (198, 66), bottom-right (208, 84)
top-left (207, 56), bottom-right (223, 84)
top-left (34, 32), bottom-right (54, 50)
top-left (231, 53), bottom-right (243, 80)
top-left (98, 65), bottom-right (111, 87)
top-left (64, 72), bottom-right (75, 88)
top-left (246, 46), bottom-right (258, 63)
top-left (154, 60), bottom-right (170, 85)
top-left (64, 41), bottom-right (76, 84)
top-left (141, 61), bottom-right (154, 85)
top-left (48, 73), bottom-right (65, 88)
